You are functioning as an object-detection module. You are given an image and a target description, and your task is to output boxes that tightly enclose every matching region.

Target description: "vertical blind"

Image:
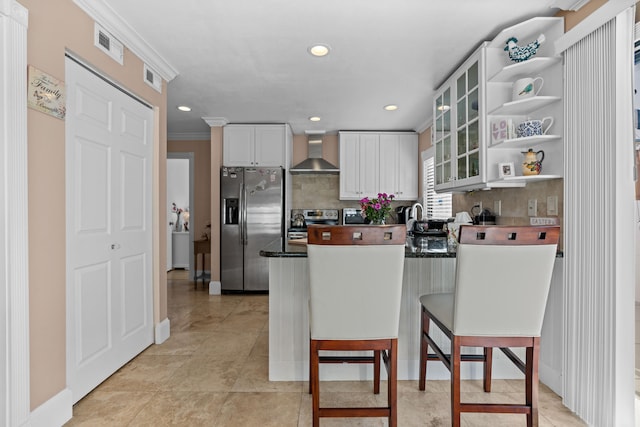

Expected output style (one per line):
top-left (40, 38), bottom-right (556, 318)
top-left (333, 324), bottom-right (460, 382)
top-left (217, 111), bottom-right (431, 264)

top-left (562, 8), bottom-right (636, 425)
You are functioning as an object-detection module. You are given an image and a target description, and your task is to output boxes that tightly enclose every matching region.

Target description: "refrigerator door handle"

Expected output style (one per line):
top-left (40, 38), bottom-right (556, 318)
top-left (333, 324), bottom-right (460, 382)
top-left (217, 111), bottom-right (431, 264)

top-left (241, 182), bottom-right (248, 245)
top-left (239, 183), bottom-right (245, 245)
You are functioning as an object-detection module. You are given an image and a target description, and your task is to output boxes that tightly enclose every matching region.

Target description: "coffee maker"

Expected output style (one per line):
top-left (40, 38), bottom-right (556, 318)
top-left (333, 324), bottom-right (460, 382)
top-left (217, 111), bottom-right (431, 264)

top-left (396, 206), bottom-right (412, 224)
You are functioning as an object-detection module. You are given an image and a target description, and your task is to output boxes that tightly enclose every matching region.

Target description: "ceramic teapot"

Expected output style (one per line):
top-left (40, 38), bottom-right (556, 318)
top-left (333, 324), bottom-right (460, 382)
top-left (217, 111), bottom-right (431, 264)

top-left (292, 213), bottom-right (305, 228)
top-left (516, 117), bottom-right (553, 138)
top-left (521, 148), bottom-right (545, 176)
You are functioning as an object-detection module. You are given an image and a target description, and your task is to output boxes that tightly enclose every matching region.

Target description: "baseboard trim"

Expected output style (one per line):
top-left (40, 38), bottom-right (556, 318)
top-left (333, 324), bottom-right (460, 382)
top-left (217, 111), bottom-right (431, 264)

top-left (540, 360), bottom-right (562, 396)
top-left (155, 317), bottom-right (170, 344)
top-left (30, 388), bottom-right (72, 427)
top-left (209, 280), bottom-right (221, 295)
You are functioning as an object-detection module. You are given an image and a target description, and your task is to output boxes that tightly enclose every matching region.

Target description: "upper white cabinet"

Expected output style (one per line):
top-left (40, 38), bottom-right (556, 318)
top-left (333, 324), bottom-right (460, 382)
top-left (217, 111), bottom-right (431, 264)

top-left (223, 124), bottom-right (289, 167)
top-left (339, 131), bottom-right (418, 200)
top-left (434, 17), bottom-right (564, 192)
top-left (379, 133), bottom-right (419, 199)
top-left (339, 132), bottom-right (380, 199)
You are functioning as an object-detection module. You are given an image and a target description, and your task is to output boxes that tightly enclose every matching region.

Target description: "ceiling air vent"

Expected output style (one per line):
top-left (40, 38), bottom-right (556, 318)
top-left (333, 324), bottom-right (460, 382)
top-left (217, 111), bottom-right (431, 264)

top-left (144, 64), bottom-right (162, 93)
top-left (94, 23), bottom-right (124, 65)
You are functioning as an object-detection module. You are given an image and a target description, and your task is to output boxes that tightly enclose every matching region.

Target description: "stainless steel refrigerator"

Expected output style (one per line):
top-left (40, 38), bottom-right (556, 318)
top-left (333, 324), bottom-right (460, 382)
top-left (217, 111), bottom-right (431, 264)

top-left (220, 167), bottom-right (284, 292)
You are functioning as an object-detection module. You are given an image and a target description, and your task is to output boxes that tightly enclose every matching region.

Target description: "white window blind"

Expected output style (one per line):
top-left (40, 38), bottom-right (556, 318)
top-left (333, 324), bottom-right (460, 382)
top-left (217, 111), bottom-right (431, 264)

top-left (422, 149), bottom-right (452, 219)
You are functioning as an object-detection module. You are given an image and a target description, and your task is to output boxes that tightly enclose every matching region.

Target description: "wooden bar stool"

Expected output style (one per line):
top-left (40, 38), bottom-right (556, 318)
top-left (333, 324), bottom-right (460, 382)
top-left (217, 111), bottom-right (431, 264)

top-left (418, 225), bottom-right (559, 427)
top-left (307, 224), bottom-right (406, 427)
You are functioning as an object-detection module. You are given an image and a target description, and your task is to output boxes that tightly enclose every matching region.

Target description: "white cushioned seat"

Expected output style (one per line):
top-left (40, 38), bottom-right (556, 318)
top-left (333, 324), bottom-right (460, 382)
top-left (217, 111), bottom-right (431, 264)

top-left (419, 293), bottom-right (454, 332)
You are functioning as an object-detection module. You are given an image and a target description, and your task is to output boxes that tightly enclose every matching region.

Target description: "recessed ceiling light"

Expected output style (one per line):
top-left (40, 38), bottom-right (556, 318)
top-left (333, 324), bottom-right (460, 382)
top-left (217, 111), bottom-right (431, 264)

top-left (384, 104), bottom-right (398, 111)
top-left (177, 105), bottom-right (191, 112)
top-left (308, 44), bottom-right (330, 57)
top-left (309, 116), bottom-right (321, 122)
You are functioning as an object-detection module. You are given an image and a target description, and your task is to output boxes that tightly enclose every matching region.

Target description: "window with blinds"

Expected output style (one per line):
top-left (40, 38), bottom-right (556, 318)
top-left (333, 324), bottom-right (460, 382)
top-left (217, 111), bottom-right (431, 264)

top-left (423, 150), bottom-right (452, 219)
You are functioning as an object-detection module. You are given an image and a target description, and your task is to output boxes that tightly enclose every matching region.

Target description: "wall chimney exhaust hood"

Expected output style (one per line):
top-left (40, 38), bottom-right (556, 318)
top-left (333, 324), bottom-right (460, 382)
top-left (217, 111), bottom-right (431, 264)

top-left (289, 131), bottom-right (339, 174)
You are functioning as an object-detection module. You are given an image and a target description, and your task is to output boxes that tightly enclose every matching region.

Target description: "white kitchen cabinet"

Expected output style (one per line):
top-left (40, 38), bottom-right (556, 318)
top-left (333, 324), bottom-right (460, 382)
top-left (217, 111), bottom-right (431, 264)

top-left (433, 17), bottom-right (564, 192)
top-left (339, 132), bottom-right (380, 199)
top-left (379, 133), bottom-right (419, 200)
top-left (223, 124), bottom-right (287, 167)
top-left (434, 47), bottom-right (486, 192)
top-left (340, 131), bottom-right (418, 200)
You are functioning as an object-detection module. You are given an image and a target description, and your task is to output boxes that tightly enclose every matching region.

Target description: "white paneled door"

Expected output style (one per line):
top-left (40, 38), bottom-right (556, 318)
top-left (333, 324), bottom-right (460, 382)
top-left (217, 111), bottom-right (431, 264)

top-left (65, 57), bottom-right (154, 403)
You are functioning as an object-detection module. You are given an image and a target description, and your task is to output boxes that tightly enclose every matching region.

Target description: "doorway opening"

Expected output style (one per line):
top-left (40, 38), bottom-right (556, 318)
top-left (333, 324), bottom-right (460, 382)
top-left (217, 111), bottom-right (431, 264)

top-left (167, 152), bottom-right (195, 275)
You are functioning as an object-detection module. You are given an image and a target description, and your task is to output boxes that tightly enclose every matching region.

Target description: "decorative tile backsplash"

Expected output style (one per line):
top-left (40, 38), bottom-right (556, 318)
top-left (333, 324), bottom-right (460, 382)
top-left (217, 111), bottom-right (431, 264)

top-left (292, 175), bottom-right (563, 248)
top-left (291, 175), bottom-right (415, 223)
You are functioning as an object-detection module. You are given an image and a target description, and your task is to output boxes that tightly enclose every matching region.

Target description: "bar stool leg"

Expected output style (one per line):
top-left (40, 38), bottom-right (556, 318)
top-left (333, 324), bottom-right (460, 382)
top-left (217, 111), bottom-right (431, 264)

top-left (419, 308), bottom-right (429, 391)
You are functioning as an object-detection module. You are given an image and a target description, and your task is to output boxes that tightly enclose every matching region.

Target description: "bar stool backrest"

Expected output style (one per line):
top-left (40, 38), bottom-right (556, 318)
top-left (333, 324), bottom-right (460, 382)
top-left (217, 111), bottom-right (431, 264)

top-left (453, 225), bottom-right (560, 337)
top-left (307, 225), bottom-right (406, 341)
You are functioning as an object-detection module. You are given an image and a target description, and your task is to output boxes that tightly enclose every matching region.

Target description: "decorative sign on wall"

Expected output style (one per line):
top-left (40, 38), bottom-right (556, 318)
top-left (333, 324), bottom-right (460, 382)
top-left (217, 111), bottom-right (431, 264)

top-left (490, 118), bottom-right (516, 145)
top-left (27, 65), bottom-right (66, 120)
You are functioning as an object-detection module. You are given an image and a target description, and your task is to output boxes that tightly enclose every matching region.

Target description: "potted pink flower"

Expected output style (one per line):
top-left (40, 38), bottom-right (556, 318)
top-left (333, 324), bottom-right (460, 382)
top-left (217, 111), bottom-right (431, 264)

top-left (359, 193), bottom-right (395, 225)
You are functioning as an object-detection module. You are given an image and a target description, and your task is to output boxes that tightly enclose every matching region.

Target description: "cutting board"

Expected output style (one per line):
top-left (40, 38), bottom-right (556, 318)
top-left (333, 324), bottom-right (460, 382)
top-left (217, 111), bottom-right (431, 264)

top-left (288, 238), bottom-right (308, 246)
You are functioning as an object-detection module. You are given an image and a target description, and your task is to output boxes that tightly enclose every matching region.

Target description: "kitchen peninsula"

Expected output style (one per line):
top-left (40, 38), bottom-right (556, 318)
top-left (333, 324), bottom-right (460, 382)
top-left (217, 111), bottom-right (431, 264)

top-left (260, 238), bottom-right (564, 394)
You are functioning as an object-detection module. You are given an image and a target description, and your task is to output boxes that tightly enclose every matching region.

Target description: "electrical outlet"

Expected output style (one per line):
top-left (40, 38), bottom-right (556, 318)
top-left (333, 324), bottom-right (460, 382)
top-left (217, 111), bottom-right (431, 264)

top-left (527, 199), bottom-right (537, 216)
top-left (493, 200), bottom-right (502, 216)
top-left (547, 196), bottom-right (558, 216)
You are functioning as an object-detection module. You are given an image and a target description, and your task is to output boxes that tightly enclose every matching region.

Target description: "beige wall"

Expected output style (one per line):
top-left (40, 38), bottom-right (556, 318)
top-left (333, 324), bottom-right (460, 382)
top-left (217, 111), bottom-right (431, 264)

top-left (23, 0), bottom-right (167, 409)
top-left (291, 133), bottom-right (340, 166)
top-left (210, 127), bottom-right (223, 281)
top-left (168, 140), bottom-right (212, 269)
top-left (556, 0), bottom-right (608, 31)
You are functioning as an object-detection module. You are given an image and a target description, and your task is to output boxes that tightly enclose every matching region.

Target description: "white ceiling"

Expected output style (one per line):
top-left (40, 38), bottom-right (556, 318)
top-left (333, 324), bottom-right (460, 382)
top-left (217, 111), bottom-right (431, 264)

top-left (97, 1), bottom-right (562, 137)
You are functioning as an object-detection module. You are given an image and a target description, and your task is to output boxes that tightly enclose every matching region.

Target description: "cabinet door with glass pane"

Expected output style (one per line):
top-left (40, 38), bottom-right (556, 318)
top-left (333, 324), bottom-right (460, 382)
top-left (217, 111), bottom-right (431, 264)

top-left (433, 86), bottom-right (453, 189)
top-left (453, 50), bottom-right (483, 188)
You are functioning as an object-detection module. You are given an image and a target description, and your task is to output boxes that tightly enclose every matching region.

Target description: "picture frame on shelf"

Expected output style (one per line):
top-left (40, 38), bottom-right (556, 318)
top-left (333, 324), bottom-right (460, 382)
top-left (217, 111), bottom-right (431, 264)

top-left (499, 162), bottom-right (515, 178)
top-left (490, 118), bottom-right (516, 145)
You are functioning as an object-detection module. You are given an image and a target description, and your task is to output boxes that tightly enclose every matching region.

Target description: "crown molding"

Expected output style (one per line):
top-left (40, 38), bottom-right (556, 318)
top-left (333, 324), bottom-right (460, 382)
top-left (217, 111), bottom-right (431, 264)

top-left (414, 117), bottom-right (433, 134)
top-left (73, 0), bottom-right (178, 82)
top-left (167, 132), bottom-right (211, 141)
top-left (1, 0), bottom-right (28, 26)
top-left (202, 117), bottom-right (229, 127)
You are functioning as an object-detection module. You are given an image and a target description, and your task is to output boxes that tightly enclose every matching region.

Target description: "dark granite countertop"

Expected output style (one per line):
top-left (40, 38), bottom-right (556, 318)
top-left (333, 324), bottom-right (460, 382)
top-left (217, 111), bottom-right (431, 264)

top-left (259, 237), bottom-right (457, 258)
top-left (259, 237), bottom-right (564, 259)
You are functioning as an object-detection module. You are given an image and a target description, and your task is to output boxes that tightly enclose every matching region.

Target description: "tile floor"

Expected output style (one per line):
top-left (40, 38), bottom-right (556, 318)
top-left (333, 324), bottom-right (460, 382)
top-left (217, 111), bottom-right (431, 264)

top-left (65, 270), bottom-right (586, 426)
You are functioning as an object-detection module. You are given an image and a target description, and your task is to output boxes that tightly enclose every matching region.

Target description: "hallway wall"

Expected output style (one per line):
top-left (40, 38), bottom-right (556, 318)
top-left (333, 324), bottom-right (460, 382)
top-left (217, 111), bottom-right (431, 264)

top-left (168, 140), bottom-right (212, 271)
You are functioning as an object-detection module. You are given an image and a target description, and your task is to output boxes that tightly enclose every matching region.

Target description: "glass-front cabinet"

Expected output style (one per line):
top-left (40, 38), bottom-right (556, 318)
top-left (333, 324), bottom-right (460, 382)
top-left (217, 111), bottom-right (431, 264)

top-left (434, 46), bottom-right (485, 191)
top-left (433, 88), bottom-right (451, 186)
top-left (432, 17), bottom-right (564, 192)
top-left (455, 59), bottom-right (480, 182)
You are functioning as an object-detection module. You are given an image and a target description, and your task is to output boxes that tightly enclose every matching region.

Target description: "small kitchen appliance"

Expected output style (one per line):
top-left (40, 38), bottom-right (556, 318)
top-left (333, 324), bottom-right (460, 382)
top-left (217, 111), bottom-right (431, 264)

top-left (470, 206), bottom-right (497, 225)
top-left (410, 219), bottom-right (448, 253)
top-left (343, 208), bottom-right (366, 225)
top-left (395, 206), bottom-right (412, 225)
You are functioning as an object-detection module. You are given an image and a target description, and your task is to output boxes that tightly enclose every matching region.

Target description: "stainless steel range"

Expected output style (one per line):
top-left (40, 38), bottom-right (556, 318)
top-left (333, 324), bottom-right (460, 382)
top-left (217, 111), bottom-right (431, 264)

top-left (287, 209), bottom-right (339, 239)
